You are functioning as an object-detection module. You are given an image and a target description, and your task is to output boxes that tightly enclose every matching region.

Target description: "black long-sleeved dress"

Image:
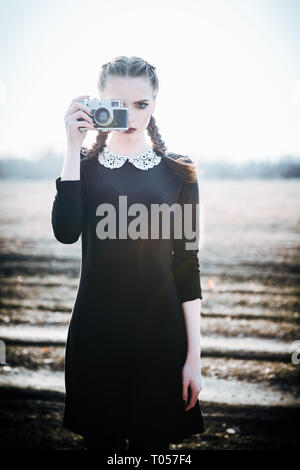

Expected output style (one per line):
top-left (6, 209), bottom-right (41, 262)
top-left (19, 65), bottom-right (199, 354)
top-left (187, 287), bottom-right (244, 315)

top-left (51, 148), bottom-right (205, 444)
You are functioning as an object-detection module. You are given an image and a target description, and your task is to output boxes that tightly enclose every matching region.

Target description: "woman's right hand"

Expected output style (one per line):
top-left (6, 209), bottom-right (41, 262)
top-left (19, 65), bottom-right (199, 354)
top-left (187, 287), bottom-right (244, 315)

top-left (64, 95), bottom-right (96, 149)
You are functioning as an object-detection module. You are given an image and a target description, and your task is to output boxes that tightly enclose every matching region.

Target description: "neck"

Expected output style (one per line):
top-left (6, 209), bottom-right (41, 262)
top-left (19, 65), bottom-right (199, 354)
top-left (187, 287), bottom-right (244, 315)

top-left (106, 133), bottom-right (152, 157)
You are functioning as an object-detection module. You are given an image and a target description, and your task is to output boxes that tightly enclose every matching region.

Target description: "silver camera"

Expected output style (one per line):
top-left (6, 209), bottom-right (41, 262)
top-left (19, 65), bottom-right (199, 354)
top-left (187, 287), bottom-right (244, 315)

top-left (77, 97), bottom-right (128, 132)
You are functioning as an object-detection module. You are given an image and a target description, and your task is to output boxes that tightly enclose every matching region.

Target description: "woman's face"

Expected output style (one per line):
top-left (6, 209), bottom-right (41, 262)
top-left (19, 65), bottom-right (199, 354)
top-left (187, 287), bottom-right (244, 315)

top-left (100, 76), bottom-right (156, 138)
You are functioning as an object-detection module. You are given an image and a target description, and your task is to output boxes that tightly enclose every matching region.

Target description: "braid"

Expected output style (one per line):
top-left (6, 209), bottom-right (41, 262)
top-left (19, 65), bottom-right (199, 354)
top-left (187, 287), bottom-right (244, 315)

top-left (84, 131), bottom-right (109, 160)
top-left (146, 114), bottom-right (199, 183)
top-left (147, 115), bottom-right (167, 157)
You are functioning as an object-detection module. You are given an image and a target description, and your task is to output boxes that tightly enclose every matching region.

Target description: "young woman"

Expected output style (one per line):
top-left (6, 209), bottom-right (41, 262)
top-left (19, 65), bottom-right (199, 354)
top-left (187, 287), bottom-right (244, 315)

top-left (51, 56), bottom-right (205, 451)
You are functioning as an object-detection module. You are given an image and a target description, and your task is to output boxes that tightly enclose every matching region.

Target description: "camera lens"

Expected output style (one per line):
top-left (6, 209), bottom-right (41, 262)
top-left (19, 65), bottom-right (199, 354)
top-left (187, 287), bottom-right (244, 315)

top-left (95, 108), bottom-right (109, 123)
top-left (94, 106), bottom-right (113, 126)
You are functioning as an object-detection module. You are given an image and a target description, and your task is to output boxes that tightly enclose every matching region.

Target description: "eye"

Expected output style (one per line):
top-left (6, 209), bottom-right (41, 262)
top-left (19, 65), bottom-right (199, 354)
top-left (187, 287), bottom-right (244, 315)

top-left (136, 103), bottom-right (148, 109)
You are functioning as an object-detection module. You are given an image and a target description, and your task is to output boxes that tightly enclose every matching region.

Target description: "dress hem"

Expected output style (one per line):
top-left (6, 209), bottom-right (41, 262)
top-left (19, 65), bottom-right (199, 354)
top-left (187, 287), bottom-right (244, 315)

top-left (62, 419), bottom-right (205, 445)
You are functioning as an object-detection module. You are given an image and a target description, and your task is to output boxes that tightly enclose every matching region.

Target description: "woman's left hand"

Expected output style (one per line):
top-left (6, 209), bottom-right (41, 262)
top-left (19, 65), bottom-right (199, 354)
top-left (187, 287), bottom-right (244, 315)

top-left (182, 357), bottom-right (203, 411)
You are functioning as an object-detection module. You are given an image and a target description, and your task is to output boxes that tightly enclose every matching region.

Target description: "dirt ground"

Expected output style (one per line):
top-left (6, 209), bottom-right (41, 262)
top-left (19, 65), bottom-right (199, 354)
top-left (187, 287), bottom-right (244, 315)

top-left (0, 391), bottom-right (299, 450)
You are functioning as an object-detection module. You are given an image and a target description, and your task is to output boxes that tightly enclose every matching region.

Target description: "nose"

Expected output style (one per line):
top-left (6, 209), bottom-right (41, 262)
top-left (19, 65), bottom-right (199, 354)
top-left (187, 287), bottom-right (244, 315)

top-left (127, 109), bottom-right (137, 127)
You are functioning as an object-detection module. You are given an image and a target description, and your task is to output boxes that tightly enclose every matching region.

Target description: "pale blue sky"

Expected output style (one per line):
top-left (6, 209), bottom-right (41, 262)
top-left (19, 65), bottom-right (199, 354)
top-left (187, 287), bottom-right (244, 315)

top-left (0, 0), bottom-right (299, 162)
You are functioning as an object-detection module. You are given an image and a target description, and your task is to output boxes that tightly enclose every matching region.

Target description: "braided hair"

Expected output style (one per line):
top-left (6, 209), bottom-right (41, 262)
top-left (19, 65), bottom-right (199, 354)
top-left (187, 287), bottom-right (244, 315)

top-left (82, 56), bottom-right (200, 183)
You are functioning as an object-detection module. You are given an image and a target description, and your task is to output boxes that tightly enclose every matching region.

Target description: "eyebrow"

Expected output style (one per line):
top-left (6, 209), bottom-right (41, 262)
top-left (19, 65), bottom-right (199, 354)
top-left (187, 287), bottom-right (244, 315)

top-left (112, 99), bottom-right (149, 103)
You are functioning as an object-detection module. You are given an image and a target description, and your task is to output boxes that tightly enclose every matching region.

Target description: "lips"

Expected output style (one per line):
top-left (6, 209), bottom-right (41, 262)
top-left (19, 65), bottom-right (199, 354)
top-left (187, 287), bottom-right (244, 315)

top-left (125, 128), bottom-right (136, 133)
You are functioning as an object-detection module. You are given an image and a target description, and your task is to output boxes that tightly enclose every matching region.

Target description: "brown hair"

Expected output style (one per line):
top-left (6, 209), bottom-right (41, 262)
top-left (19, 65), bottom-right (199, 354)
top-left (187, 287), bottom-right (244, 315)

top-left (81, 56), bottom-right (200, 183)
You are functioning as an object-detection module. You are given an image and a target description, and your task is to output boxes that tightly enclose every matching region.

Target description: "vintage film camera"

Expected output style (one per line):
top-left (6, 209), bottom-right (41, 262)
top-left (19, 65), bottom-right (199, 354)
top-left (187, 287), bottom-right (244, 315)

top-left (77, 97), bottom-right (128, 132)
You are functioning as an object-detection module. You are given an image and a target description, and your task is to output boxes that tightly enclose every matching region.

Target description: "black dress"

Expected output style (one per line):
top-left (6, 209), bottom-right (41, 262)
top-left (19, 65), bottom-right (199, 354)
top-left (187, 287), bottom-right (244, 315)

top-left (51, 147), bottom-right (205, 444)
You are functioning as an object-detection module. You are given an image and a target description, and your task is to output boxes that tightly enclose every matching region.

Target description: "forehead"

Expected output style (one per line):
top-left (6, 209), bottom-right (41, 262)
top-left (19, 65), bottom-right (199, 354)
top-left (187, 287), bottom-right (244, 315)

top-left (101, 76), bottom-right (153, 101)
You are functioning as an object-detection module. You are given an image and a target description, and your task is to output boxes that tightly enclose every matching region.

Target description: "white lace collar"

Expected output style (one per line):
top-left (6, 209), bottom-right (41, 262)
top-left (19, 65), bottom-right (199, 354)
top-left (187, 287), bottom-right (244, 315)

top-left (98, 145), bottom-right (162, 170)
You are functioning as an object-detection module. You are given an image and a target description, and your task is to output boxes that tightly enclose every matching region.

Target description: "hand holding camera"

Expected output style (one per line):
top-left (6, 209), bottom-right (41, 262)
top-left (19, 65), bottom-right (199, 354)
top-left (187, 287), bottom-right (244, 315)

top-left (64, 94), bottom-right (129, 153)
top-left (64, 95), bottom-right (97, 149)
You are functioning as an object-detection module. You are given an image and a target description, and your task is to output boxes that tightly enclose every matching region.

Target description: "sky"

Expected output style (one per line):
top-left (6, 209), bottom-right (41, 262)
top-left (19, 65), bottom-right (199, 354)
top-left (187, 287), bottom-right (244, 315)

top-left (0, 0), bottom-right (299, 163)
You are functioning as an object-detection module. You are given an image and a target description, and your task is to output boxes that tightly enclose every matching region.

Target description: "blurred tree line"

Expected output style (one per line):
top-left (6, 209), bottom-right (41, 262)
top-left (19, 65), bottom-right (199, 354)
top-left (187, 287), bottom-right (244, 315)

top-left (0, 150), bottom-right (299, 179)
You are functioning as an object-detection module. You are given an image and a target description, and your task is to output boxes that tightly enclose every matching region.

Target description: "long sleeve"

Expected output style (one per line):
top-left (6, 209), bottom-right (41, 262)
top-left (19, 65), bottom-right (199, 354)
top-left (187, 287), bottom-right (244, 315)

top-left (51, 155), bottom-right (88, 244)
top-left (172, 177), bottom-right (203, 303)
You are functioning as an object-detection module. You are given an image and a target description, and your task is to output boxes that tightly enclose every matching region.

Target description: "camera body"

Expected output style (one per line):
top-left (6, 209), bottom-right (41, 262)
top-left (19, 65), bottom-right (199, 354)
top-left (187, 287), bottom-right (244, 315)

top-left (77, 97), bottom-right (128, 132)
